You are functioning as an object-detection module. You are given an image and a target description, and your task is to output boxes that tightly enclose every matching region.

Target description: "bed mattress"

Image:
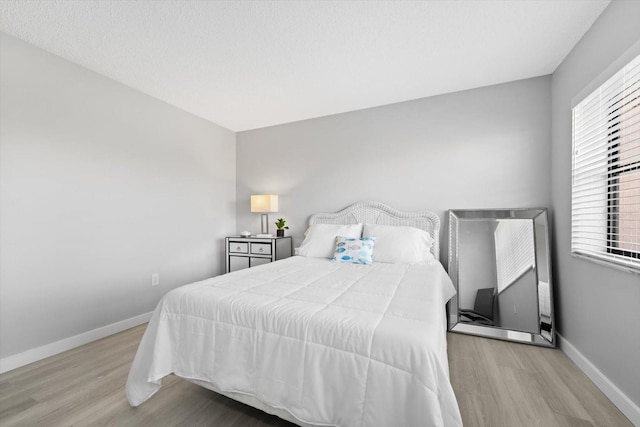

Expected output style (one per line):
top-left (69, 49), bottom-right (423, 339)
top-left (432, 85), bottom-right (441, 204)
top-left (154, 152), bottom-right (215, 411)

top-left (126, 256), bottom-right (462, 426)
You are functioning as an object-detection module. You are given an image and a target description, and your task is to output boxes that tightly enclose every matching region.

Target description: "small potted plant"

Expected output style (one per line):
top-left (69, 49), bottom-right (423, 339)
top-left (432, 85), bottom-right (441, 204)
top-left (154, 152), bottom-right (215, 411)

top-left (275, 218), bottom-right (289, 237)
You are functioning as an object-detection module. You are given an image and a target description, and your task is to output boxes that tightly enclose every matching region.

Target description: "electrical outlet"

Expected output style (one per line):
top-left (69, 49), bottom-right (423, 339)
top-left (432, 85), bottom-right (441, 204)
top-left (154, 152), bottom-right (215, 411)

top-left (151, 273), bottom-right (160, 286)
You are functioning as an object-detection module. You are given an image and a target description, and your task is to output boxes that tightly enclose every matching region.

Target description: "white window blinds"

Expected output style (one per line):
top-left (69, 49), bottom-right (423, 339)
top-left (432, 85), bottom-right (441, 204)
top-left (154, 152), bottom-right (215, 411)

top-left (571, 53), bottom-right (640, 272)
top-left (494, 219), bottom-right (535, 293)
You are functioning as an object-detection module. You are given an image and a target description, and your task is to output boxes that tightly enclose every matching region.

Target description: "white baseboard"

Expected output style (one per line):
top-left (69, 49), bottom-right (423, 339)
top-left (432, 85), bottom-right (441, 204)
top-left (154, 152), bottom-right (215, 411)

top-left (0, 311), bottom-right (153, 374)
top-left (557, 333), bottom-right (640, 426)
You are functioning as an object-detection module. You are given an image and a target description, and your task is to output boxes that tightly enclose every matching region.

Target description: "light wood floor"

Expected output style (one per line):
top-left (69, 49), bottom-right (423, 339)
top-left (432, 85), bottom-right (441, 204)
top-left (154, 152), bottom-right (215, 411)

top-left (0, 325), bottom-right (632, 427)
top-left (447, 333), bottom-right (631, 427)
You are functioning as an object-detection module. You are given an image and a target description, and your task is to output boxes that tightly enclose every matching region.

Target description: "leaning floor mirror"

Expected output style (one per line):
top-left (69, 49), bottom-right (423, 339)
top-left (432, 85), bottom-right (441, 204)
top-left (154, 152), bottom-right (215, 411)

top-left (448, 209), bottom-right (555, 347)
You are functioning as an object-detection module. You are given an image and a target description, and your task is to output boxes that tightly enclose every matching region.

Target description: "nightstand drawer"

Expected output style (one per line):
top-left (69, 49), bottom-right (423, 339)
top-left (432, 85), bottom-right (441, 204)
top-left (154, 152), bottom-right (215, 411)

top-left (229, 242), bottom-right (249, 253)
top-left (250, 243), bottom-right (272, 255)
top-left (229, 256), bottom-right (249, 271)
top-left (250, 257), bottom-right (271, 267)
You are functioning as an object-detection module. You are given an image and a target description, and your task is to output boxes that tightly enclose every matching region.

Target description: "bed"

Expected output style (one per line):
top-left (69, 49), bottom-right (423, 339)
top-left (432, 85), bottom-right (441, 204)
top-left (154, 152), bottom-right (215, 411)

top-left (126, 201), bottom-right (463, 426)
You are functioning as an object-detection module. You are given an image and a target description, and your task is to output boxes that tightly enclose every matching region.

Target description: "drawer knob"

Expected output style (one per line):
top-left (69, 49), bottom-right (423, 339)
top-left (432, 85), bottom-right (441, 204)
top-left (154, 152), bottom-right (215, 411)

top-left (259, 248), bottom-right (263, 252)
top-left (236, 246), bottom-right (241, 251)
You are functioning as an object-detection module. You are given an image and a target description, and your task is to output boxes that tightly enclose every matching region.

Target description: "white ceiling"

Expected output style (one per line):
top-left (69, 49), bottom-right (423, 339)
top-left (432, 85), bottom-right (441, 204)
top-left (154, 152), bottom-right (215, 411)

top-left (0, 0), bottom-right (610, 131)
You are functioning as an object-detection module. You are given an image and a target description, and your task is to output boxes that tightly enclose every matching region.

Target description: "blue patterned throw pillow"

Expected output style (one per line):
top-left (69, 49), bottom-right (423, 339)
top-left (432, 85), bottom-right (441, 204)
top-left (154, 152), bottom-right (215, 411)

top-left (332, 236), bottom-right (376, 265)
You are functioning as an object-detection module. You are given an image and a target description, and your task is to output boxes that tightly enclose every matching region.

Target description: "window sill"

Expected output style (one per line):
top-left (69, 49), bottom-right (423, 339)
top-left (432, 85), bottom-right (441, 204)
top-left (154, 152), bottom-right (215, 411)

top-left (570, 251), bottom-right (640, 275)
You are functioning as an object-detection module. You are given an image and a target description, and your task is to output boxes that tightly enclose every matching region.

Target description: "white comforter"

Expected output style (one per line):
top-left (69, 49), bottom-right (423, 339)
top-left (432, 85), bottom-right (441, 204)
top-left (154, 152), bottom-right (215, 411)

top-left (126, 256), bottom-right (462, 427)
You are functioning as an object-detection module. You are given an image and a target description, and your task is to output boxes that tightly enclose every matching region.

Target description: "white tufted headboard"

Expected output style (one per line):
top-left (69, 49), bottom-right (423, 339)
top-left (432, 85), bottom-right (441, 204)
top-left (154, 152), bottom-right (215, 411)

top-left (309, 201), bottom-right (441, 259)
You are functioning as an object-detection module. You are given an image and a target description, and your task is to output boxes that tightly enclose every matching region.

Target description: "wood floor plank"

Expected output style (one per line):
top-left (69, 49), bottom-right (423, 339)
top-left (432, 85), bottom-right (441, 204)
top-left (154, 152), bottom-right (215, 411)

top-left (0, 396), bottom-right (38, 420)
top-left (446, 333), bottom-right (632, 427)
top-left (544, 349), bottom-right (632, 427)
top-left (511, 342), bottom-right (593, 423)
top-left (0, 325), bottom-right (633, 426)
top-left (553, 413), bottom-right (597, 427)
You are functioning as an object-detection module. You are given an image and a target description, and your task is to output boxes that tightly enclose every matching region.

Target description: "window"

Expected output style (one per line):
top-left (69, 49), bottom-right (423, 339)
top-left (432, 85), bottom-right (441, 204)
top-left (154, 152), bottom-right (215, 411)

top-left (572, 53), bottom-right (640, 272)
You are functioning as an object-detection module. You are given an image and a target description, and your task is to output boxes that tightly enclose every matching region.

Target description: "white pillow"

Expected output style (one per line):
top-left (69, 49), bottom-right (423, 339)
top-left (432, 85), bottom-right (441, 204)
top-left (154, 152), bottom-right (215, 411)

top-left (363, 224), bottom-right (435, 264)
top-left (298, 223), bottom-right (363, 258)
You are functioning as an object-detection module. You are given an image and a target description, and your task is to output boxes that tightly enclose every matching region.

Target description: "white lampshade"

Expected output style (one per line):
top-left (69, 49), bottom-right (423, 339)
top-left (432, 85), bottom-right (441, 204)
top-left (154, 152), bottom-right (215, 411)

top-left (251, 195), bottom-right (279, 213)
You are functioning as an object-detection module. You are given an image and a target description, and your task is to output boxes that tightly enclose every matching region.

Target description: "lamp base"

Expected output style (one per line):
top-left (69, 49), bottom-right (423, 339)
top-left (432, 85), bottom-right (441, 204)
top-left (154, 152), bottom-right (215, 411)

top-left (260, 213), bottom-right (270, 235)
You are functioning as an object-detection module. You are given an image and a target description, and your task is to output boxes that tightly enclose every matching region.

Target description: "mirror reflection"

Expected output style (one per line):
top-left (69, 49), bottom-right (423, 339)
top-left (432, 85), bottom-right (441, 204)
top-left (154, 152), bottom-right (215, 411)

top-left (449, 209), bottom-right (554, 347)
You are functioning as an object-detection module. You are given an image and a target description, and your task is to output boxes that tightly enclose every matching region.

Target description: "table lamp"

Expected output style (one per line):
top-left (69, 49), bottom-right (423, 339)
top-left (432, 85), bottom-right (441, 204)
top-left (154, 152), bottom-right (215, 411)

top-left (251, 195), bottom-right (278, 237)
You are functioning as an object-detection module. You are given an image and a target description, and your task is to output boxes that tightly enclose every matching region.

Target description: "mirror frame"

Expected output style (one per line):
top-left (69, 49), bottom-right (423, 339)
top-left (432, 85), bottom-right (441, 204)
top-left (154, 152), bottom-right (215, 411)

top-left (448, 209), bottom-right (555, 347)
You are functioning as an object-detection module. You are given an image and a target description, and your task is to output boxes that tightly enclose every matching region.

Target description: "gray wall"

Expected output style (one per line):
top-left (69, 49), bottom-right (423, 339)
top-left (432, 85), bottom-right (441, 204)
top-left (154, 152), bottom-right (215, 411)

top-left (551, 0), bottom-right (640, 407)
top-left (0, 33), bottom-right (237, 359)
top-left (458, 220), bottom-right (497, 310)
top-left (237, 76), bottom-right (552, 265)
top-left (497, 269), bottom-right (539, 334)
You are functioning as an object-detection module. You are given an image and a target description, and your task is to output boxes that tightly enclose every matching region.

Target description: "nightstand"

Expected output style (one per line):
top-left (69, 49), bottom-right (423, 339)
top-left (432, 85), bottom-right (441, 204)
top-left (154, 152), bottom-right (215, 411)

top-left (225, 236), bottom-right (293, 273)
